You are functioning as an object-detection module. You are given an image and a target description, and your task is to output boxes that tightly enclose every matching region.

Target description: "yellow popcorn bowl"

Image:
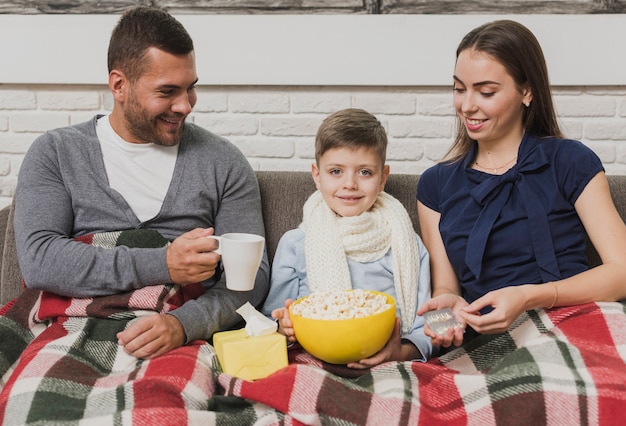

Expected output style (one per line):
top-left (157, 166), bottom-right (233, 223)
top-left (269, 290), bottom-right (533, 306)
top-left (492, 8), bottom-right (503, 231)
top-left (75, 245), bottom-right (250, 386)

top-left (289, 290), bottom-right (396, 364)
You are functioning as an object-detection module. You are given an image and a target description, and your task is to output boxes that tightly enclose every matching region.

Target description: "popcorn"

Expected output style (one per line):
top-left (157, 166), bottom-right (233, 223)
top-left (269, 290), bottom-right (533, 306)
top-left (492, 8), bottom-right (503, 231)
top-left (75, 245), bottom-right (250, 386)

top-left (291, 289), bottom-right (392, 320)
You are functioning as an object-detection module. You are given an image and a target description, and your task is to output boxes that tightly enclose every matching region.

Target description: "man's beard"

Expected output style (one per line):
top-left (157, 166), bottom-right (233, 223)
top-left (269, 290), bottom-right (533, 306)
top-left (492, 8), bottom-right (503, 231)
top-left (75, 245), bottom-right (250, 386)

top-left (124, 97), bottom-right (185, 147)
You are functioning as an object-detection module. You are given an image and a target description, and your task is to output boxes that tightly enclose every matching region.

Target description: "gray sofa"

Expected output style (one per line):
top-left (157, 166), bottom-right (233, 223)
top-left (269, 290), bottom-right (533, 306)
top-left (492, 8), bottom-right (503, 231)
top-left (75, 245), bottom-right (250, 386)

top-left (2, 171), bottom-right (626, 307)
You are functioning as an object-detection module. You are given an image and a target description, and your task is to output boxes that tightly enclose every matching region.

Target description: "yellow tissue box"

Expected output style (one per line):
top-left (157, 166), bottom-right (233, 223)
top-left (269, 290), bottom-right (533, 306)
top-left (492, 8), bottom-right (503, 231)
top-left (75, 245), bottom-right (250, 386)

top-left (213, 328), bottom-right (288, 381)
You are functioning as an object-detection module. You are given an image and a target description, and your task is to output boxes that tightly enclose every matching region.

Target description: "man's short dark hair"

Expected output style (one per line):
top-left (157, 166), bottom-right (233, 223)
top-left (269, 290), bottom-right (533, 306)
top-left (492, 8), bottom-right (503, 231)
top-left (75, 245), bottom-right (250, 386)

top-left (107, 6), bottom-right (194, 82)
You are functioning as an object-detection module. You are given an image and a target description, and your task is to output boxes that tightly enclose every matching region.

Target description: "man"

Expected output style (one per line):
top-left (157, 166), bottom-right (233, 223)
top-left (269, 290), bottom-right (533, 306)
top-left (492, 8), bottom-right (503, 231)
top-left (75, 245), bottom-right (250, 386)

top-left (13, 6), bottom-right (269, 359)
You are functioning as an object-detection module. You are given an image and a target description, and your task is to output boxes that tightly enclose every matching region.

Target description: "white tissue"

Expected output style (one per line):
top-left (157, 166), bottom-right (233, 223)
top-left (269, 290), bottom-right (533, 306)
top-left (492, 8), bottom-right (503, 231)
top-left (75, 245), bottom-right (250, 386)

top-left (236, 302), bottom-right (278, 337)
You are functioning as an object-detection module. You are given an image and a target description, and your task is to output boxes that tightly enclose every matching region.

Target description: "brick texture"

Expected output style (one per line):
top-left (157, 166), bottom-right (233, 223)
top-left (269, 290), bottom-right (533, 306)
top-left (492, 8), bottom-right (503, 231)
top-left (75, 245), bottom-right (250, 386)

top-left (0, 84), bottom-right (625, 209)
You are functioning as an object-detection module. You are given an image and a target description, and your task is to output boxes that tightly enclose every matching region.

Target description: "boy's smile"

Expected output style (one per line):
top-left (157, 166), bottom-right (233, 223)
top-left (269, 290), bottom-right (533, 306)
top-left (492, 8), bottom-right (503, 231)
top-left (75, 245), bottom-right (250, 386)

top-left (312, 146), bottom-right (389, 217)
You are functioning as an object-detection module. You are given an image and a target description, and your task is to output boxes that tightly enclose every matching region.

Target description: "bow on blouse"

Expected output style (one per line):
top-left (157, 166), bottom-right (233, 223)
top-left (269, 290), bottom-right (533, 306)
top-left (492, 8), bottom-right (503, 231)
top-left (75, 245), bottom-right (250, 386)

top-left (464, 142), bottom-right (562, 283)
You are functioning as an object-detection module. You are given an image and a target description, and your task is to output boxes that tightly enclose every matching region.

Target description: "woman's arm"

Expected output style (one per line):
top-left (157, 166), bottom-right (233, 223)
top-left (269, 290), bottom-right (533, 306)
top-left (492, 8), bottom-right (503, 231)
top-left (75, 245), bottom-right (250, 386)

top-left (514, 171), bottom-right (626, 308)
top-left (417, 201), bottom-right (460, 297)
top-left (417, 200), bottom-right (468, 347)
top-left (462, 172), bottom-right (626, 334)
top-left (554, 171), bottom-right (626, 303)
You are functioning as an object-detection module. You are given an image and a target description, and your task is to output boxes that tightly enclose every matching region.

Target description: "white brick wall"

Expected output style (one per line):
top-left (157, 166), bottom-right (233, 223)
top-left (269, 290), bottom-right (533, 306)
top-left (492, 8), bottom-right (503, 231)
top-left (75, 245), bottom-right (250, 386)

top-left (0, 84), bottom-right (625, 209)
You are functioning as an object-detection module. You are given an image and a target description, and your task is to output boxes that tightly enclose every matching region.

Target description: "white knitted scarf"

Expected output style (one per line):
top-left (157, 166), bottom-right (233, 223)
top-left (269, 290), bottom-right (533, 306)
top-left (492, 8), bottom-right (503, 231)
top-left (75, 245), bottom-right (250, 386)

top-left (300, 190), bottom-right (419, 334)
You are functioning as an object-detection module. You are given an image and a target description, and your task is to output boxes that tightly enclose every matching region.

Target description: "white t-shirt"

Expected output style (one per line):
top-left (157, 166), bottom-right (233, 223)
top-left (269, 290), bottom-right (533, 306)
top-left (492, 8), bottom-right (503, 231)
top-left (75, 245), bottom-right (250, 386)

top-left (96, 115), bottom-right (178, 222)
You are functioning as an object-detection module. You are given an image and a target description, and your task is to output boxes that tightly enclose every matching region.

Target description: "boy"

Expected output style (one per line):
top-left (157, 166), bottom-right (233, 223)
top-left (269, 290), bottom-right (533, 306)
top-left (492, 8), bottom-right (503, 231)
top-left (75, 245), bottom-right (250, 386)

top-left (262, 108), bottom-right (433, 368)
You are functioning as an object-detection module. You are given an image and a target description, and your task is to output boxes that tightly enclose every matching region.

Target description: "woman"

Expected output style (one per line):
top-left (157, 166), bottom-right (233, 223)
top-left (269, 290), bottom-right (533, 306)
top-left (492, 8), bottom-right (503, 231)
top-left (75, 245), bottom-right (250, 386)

top-left (416, 19), bottom-right (626, 349)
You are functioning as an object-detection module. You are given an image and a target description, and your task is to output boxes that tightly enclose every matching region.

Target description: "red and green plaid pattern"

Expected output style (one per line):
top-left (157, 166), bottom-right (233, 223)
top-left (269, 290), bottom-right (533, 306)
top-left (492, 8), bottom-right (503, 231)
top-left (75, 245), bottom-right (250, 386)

top-left (0, 230), bottom-right (218, 425)
top-left (216, 302), bottom-right (626, 425)
top-left (1, 230), bottom-right (625, 424)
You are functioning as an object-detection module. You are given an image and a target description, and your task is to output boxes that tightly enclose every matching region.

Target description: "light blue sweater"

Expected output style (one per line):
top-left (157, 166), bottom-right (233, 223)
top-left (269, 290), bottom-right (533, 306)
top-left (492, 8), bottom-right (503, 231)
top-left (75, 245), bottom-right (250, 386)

top-left (263, 228), bottom-right (435, 361)
top-left (14, 116), bottom-right (270, 342)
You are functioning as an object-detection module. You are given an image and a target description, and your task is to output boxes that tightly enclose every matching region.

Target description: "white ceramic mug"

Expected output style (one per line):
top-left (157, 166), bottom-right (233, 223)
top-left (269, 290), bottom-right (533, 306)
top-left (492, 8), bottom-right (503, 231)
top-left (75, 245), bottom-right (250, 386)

top-left (208, 233), bottom-right (265, 291)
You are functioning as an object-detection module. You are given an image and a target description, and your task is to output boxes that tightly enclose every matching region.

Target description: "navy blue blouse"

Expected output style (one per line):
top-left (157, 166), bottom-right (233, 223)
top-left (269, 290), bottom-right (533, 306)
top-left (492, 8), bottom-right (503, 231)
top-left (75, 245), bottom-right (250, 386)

top-left (417, 133), bottom-right (604, 304)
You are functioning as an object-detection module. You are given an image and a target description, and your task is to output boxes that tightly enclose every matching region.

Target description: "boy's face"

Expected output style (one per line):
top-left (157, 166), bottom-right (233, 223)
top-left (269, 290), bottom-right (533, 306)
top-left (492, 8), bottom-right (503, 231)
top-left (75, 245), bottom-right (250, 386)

top-left (312, 146), bottom-right (389, 217)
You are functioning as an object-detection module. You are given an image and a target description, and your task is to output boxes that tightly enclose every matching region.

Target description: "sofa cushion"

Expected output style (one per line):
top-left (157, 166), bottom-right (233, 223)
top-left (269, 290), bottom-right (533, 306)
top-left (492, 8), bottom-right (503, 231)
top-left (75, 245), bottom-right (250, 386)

top-left (0, 199), bottom-right (21, 306)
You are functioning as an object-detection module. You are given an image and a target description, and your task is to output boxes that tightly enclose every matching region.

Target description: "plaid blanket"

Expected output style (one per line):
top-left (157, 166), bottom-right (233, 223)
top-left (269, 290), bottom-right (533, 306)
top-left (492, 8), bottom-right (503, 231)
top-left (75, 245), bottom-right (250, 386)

top-left (211, 301), bottom-right (626, 425)
top-left (0, 230), bottom-right (221, 425)
top-left (2, 232), bottom-right (626, 425)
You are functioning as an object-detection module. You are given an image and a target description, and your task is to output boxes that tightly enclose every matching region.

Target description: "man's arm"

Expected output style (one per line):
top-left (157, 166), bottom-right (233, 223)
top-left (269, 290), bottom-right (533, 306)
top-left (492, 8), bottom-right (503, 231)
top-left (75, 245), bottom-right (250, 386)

top-left (14, 125), bottom-right (172, 297)
top-left (167, 142), bottom-right (270, 342)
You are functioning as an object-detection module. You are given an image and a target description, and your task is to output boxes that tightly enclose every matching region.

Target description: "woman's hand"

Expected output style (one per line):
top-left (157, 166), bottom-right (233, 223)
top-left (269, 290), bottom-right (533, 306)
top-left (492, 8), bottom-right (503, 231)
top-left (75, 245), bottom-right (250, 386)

top-left (459, 285), bottom-right (528, 334)
top-left (271, 299), bottom-right (297, 343)
top-left (417, 294), bottom-right (468, 348)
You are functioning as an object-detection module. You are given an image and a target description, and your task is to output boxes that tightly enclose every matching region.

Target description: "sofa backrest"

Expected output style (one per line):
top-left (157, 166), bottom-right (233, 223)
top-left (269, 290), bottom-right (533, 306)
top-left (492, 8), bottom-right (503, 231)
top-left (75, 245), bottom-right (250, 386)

top-left (0, 200), bottom-right (20, 306)
top-left (1, 171), bottom-right (625, 307)
top-left (256, 172), bottom-right (626, 267)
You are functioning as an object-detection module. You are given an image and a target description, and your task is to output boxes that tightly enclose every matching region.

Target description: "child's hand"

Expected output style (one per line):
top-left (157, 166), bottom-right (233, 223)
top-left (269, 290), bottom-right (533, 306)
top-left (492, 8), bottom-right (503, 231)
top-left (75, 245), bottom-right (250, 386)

top-left (271, 299), bottom-right (297, 343)
top-left (347, 318), bottom-right (420, 369)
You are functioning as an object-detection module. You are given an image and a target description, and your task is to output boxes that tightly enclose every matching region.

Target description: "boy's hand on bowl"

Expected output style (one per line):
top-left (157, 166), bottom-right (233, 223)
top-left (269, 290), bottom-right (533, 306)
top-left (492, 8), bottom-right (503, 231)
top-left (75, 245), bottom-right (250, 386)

top-left (347, 317), bottom-right (406, 369)
top-left (272, 299), bottom-right (297, 343)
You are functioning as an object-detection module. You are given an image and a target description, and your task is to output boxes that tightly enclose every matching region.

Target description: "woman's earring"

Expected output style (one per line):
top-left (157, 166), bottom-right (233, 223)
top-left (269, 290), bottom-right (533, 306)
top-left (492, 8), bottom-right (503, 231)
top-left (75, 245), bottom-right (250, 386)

top-left (524, 101), bottom-right (531, 107)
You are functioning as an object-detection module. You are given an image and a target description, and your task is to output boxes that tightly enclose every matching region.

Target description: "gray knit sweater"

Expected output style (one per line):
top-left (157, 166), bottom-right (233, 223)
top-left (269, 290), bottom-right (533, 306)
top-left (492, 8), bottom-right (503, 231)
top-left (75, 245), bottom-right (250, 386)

top-left (14, 116), bottom-right (269, 342)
